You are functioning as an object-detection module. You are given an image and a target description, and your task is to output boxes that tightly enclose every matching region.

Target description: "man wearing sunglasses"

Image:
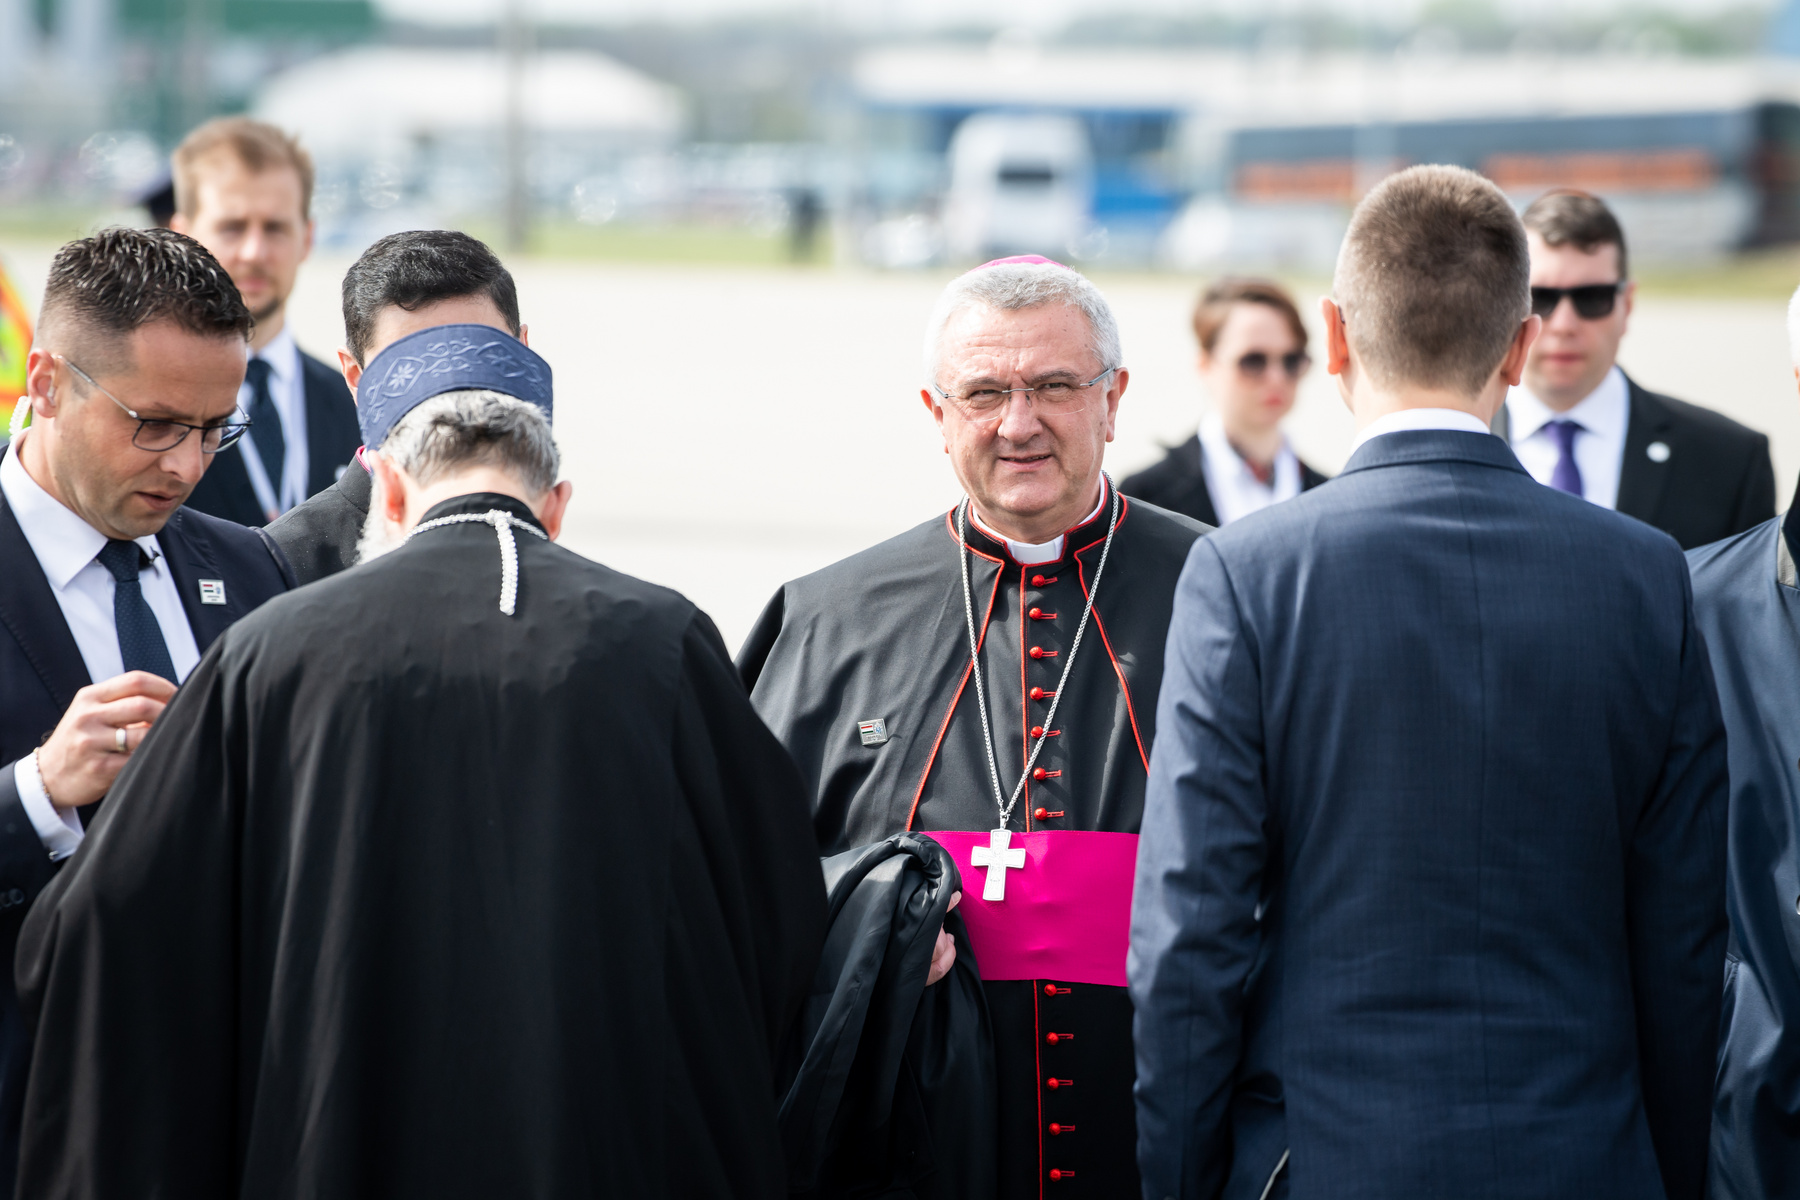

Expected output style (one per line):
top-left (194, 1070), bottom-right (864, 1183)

top-left (1497, 189), bottom-right (1773, 549)
top-left (0, 227), bottom-right (291, 1191)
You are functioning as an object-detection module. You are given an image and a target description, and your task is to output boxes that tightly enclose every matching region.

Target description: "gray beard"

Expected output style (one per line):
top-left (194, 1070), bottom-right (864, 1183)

top-left (354, 500), bottom-right (406, 565)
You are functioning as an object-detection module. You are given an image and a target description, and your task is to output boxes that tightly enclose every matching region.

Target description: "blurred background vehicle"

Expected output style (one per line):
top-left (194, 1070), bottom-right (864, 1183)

top-left (7, 0), bottom-right (1800, 644)
top-left (7, 0), bottom-right (1800, 270)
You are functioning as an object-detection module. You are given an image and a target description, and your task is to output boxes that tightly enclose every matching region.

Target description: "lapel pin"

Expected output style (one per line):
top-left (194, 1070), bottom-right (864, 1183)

top-left (857, 718), bottom-right (889, 746)
top-left (198, 579), bottom-right (227, 605)
top-left (1646, 441), bottom-right (1671, 463)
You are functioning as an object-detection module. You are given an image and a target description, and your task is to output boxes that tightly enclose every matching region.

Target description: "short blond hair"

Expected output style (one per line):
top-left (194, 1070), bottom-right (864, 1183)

top-left (1334, 165), bottom-right (1530, 398)
top-left (172, 117), bottom-right (314, 221)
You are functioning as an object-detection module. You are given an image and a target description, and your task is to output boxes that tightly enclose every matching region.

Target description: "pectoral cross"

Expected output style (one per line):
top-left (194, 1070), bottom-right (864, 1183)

top-left (971, 828), bottom-right (1027, 901)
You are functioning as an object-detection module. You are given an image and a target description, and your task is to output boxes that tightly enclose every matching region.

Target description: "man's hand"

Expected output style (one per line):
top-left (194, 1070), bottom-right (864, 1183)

top-left (34, 672), bottom-right (177, 810)
top-left (926, 891), bottom-right (962, 986)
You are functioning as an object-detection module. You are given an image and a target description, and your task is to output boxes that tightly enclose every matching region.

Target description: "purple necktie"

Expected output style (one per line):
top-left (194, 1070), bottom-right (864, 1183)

top-left (1546, 419), bottom-right (1584, 497)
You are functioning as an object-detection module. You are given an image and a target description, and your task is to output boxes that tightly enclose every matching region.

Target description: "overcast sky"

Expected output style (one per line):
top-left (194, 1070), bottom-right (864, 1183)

top-left (374, 0), bottom-right (1768, 31)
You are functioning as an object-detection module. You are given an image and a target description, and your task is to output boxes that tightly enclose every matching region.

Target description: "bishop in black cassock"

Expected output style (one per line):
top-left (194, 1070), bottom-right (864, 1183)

top-left (16, 327), bottom-right (827, 1198)
top-left (740, 258), bottom-right (1210, 1199)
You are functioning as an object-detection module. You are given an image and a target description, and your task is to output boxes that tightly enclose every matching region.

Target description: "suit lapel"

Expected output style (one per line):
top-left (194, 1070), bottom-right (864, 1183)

top-left (0, 492), bottom-right (91, 708)
top-left (1180, 440), bottom-right (1220, 526)
top-left (159, 512), bottom-right (239, 652)
top-left (1615, 376), bottom-right (1674, 525)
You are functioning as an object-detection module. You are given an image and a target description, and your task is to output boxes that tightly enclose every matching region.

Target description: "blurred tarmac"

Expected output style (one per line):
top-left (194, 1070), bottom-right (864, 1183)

top-left (4, 242), bottom-right (1797, 649)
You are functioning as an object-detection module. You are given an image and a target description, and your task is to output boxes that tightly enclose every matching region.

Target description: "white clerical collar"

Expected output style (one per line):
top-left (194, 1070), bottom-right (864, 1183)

top-left (969, 483), bottom-right (1110, 566)
top-left (1350, 407), bottom-right (1493, 454)
top-left (1506, 366), bottom-right (1628, 444)
top-left (0, 432), bottom-right (164, 591)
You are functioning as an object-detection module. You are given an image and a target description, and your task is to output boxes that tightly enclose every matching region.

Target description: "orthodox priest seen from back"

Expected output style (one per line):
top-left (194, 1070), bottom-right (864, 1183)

top-left (18, 326), bottom-right (827, 1198)
top-left (740, 256), bottom-right (1211, 1198)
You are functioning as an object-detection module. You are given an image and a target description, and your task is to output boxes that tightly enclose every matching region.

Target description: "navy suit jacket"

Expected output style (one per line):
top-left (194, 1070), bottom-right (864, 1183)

top-left (183, 348), bottom-right (359, 527)
top-left (0, 488), bottom-right (291, 1194)
top-left (1131, 430), bottom-right (1728, 1200)
top-left (1687, 499), bottom-right (1800, 1200)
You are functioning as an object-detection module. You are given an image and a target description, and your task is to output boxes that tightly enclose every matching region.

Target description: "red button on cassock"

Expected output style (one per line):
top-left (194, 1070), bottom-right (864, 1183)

top-left (1034, 806), bottom-right (1048, 819)
top-left (1033, 767), bottom-right (1048, 781)
top-left (1028, 607), bottom-right (1042, 619)
top-left (1029, 646), bottom-right (1045, 659)
top-left (1030, 686), bottom-right (1047, 700)
top-left (1048, 1123), bottom-right (1075, 1135)
top-left (1030, 726), bottom-right (1045, 739)
top-left (1046, 1077), bottom-right (1072, 1089)
top-left (1049, 1168), bottom-right (1074, 1181)
top-left (1032, 574), bottom-right (1051, 586)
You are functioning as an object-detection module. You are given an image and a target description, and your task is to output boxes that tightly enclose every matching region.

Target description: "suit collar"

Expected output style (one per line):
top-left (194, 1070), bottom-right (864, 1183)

top-left (338, 452), bottom-right (373, 514)
top-left (0, 487), bottom-right (91, 709)
top-left (1340, 428), bottom-right (1527, 477)
top-left (1348, 407), bottom-right (1491, 454)
top-left (0, 436), bottom-right (165, 591)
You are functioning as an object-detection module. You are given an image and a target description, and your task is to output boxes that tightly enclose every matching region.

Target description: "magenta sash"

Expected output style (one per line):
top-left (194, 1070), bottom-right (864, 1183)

top-left (924, 830), bottom-right (1138, 987)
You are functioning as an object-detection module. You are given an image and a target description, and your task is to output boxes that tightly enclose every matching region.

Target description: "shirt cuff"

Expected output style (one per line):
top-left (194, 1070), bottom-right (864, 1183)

top-left (13, 755), bottom-right (84, 861)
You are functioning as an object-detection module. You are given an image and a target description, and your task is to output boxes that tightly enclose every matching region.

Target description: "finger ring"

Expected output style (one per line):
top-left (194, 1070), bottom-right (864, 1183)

top-left (114, 727), bottom-right (128, 753)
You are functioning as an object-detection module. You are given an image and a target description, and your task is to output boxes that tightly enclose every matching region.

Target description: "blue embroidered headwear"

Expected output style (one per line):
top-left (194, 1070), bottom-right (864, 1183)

top-left (356, 324), bottom-right (552, 449)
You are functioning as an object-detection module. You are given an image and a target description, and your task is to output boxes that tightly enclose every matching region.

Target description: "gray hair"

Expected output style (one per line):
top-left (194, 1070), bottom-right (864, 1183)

top-left (378, 389), bottom-right (559, 496)
top-left (923, 261), bottom-right (1122, 384)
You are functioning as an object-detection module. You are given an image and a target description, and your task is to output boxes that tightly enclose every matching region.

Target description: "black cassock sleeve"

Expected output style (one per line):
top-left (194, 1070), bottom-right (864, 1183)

top-left (14, 611), bottom-right (826, 1200)
top-left (661, 611), bottom-right (827, 1196)
top-left (16, 647), bottom-right (242, 1200)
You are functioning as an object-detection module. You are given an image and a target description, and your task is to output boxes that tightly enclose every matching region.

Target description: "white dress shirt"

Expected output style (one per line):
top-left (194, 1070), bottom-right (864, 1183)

top-left (2, 435), bottom-right (201, 859)
top-left (1197, 411), bottom-right (1303, 526)
top-left (237, 326), bottom-right (309, 519)
top-left (1350, 407), bottom-right (1495, 454)
top-left (1503, 366), bottom-right (1630, 510)
top-left (970, 487), bottom-right (1109, 565)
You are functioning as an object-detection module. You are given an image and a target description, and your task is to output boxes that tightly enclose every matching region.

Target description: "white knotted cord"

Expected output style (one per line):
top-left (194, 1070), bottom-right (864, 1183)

top-left (403, 509), bottom-right (547, 616)
top-left (959, 474), bottom-right (1120, 831)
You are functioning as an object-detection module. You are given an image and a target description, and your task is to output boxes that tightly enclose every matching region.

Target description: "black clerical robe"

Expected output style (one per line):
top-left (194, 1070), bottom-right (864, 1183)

top-left (18, 492), bottom-right (826, 1200)
top-left (739, 484), bottom-right (1209, 1200)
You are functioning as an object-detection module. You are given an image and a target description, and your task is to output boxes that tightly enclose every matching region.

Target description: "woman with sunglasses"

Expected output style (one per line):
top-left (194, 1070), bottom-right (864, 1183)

top-left (1121, 277), bottom-right (1328, 527)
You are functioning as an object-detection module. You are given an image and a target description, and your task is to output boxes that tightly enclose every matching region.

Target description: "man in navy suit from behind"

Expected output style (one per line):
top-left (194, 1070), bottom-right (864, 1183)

top-left (1131, 166), bottom-right (1728, 1200)
top-left (0, 227), bottom-right (290, 1191)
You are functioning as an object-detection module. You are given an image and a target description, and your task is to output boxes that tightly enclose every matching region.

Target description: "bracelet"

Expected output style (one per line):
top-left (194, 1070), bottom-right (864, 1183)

top-left (33, 747), bottom-right (55, 808)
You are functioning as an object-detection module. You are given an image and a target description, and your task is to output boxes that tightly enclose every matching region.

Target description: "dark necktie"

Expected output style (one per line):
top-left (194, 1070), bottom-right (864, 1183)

top-left (1546, 419), bottom-right (1584, 497)
top-left (243, 358), bottom-right (286, 502)
top-left (96, 540), bottom-right (177, 682)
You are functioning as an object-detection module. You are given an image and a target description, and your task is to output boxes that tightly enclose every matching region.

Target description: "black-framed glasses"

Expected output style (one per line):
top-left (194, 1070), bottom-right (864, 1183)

top-left (1530, 283), bottom-right (1625, 321)
top-left (1236, 351), bottom-right (1310, 379)
top-left (932, 367), bottom-right (1117, 424)
top-left (59, 356), bottom-right (250, 454)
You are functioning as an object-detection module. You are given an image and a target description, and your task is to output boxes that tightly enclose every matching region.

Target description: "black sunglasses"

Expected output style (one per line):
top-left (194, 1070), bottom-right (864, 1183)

top-left (1236, 351), bottom-right (1311, 378)
top-left (1530, 283), bottom-right (1624, 321)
